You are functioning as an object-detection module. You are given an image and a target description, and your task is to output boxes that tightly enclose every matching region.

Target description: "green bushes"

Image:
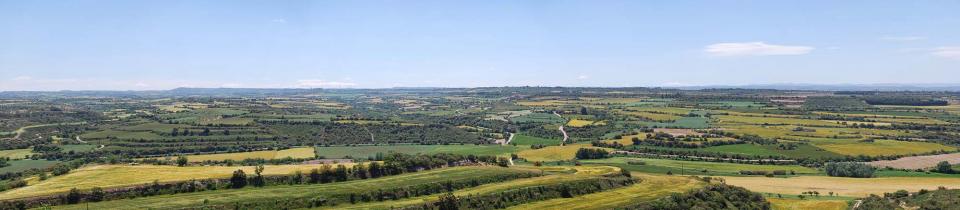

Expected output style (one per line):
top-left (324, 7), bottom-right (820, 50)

top-left (576, 148), bottom-right (610, 159)
top-left (824, 162), bottom-right (875, 178)
top-left (629, 184), bottom-right (771, 210)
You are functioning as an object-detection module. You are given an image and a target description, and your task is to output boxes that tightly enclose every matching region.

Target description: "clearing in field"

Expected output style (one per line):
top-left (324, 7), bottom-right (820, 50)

top-left (518, 144), bottom-right (611, 162)
top-left (185, 147), bottom-right (316, 162)
top-left (0, 163), bottom-right (356, 199)
top-left (506, 172), bottom-right (703, 210)
top-left (722, 175), bottom-right (960, 197)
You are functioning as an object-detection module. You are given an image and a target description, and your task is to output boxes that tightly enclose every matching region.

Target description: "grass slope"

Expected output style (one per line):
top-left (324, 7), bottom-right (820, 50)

top-left (52, 166), bottom-right (531, 210)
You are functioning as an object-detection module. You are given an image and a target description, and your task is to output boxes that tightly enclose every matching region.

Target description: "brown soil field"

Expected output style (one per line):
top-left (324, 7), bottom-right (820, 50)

top-left (867, 153), bottom-right (960, 170)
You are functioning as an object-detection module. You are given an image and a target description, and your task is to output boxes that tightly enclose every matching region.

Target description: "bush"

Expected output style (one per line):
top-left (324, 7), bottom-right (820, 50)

top-left (824, 162), bottom-right (874, 178)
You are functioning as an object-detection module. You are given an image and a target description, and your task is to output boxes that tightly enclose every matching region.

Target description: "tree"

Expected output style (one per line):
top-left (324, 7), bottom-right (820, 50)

top-left (176, 156), bottom-right (188, 167)
top-left (230, 169), bottom-right (247, 188)
top-left (65, 188), bottom-right (82, 204)
top-left (935, 161), bottom-right (954, 174)
top-left (89, 187), bottom-right (105, 202)
top-left (252, 165), bottom-right (265, 187)
top-left (580, 107), bottom-right (588, 115)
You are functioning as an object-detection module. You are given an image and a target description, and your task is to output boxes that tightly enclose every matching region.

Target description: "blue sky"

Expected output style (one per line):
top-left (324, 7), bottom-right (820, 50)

top-left (1, 0), bottom-right (959, 90)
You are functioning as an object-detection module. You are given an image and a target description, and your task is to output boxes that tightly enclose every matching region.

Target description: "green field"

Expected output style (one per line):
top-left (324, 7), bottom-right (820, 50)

top-left (583, 157), bottom-right (819, 176)
top-left (511, 134), bottom-right (562, 146)
top-left (636, 116), bottom-right (710, 128)
top-left (0, 159), bottom-right (61, 174)
top-left (702, 143), bottom-right (844, 159)
top-left (52, 166), bottom-right (533, 210)
top-left (186, 147), bottom-right (316, 162)
top-left (0, 148), bottom-right (35, 160)
top-left (509, 113), bottom-right (566, 123)
top-left (507, 172), bottom-right (703, 210)
top-left (314, 144), bottom-right (524, 158)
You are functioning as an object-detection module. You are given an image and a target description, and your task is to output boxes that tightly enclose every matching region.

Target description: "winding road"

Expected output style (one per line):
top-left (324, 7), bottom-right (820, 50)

top-left (553, 112), bottom-right (569, 146)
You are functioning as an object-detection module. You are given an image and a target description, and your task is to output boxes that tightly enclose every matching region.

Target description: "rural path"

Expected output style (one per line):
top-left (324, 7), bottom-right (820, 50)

top-left (4, 122), bottom-right (87, 140)
top-left (553, 112), bottom-right (569, 146)
top-left (503, 133), bottom-right (515, 145)
top-left (852, 200), bottom-right (862, 209)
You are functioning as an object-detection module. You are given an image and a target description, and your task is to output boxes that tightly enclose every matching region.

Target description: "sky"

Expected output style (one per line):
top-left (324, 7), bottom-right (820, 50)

top-left (1, 0), bottom-right (959, 91)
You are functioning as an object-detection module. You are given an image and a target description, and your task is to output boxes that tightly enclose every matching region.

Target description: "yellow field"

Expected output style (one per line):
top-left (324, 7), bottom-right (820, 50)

top-left (603, 134), bottom-right (645, 145)
top-left (566, 119), bottom-right (602, 127)
top-left (518, 144), bottom-right (612, 162)
top-left (506, 172), bottom-right (703, 210)
top-left (865, 117), bottom-right (949, 125)
top-left (810, 139), bottom-right (954, 156)
top-left (0, 148), bottom-right (34, 160)
top-left (768, 198), bottom-right (848, 210)
top-left (0, 163), bottom-right (355, 199)
top-left (722, 175), bottom-right (960, 197)
top-left (619, 110), bottom-right (680, 121)
top-left (185, 147), bottom-right (316, 162)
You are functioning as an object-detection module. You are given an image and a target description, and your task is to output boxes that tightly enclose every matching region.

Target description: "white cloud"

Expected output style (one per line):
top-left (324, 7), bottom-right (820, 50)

top-left (577, 75), bottom-right (589, 80)
top-left (704, 42), bottom-right (814, 57)
top-left (880, 36), bottom-right (926, 41)
top-left (12, 76), bottom-right (32, 81)
top-left (271, 18), bottom-right (287, 23)
top-left (932, 47), bottom-right (960, 60)
top-left (296, 79), bottom-right (358, 88)
top-left (134, 82), bottom-right (149, 87)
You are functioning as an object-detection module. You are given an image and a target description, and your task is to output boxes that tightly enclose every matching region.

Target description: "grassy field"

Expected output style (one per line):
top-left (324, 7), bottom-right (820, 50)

top-left (320, 166), bottom-right (620, 210)
top-left (722, 175), bottom-right (960, 197)
top-left (186, 147), bottom-right (316, 162)
top-left (768, 198), bottom-right (849, 210)
top-left (702, 143), bottom-right (844, 159)
top-left (314, 144), bottom-right (523, 158)
top-left (511, 134), bottom-right (562, 146)
top-left (810, 139), bottom-right (954, 156)
top-left (0, 148), bottom-right (34, 160)
top-left (509, 113), bottom-right (565, 123)
top-left (583, 157), bottom-right (819, 176)
top-left (566, 119), bottom-right (602, 127)
top-left (635, 116), bottom-right (710, 129)
top-left (0, 159), bottom-right (60, 174)
top-left (51, 166), bottom-right (533, 210)
top-left (517, 144), bottom-right (611, 162)
top-left (0, 163), bottom-right (356, 199)
top-left (506, 172), bottom-right (703, 210)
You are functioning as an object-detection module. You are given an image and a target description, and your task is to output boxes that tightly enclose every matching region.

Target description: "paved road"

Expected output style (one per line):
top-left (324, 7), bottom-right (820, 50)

top-left (554, 112), bottom-right (569, 146)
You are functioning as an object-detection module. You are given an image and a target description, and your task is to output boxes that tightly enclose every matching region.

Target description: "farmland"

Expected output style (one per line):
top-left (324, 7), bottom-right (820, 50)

top-left (2, 87), bottom-right (960, 209)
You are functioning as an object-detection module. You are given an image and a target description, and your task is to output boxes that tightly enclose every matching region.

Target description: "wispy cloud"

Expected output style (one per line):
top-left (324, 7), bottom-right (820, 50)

top-left (296, 79), bottom-right (358, 88)
top-left (577, 75), bottom-right (589, 80)
top-left (879, 36), bottom-right (926, 42)
top-left (932, 47), bottom-right (960, 60)
top-left (271, 18), bottom-right (287, 23)
top-left (704, 42), bottom-right (814, 57)
top-left (12, 76), bottom-right (32, 81)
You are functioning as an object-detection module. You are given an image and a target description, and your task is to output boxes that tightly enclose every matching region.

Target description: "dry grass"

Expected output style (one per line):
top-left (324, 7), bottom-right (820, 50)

top-left (722, 175), bottom-right (960, 197)
top-left (567, 119), bottom-right (601, 127)
top-left (0, 163), bottom-right (354, 199)
top-left (518, 144), bottom-right (612, 162)
top-left (768, 198), bottom-right (848, 210)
